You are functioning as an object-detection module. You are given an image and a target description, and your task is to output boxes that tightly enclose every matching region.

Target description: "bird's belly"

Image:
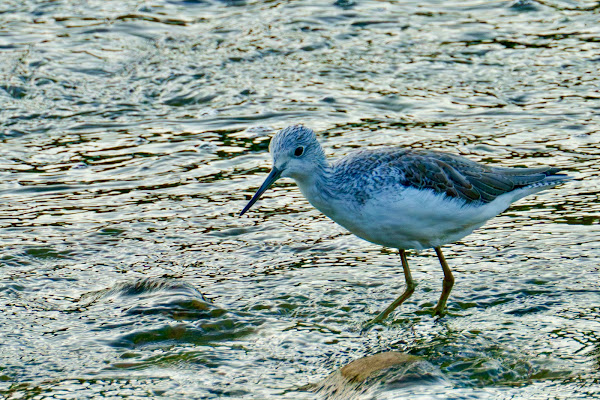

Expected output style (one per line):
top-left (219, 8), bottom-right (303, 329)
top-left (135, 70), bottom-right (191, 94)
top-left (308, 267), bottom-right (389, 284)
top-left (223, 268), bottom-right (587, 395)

top-left (341, 213), bottom-right (478, 250)
top-left (313, 187), bottom-right (511, 250)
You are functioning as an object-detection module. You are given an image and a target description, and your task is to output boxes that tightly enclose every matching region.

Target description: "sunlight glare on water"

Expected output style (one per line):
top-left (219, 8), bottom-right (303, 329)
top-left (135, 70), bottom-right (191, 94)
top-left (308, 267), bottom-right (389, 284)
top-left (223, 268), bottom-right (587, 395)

top-left (0, 0), bottom-right (599, 399)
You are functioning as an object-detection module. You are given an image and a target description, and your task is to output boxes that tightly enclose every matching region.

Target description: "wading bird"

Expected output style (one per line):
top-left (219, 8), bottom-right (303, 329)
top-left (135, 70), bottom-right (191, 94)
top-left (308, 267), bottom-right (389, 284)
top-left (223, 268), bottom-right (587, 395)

top-left (240, 125), bottom-right (570, 324)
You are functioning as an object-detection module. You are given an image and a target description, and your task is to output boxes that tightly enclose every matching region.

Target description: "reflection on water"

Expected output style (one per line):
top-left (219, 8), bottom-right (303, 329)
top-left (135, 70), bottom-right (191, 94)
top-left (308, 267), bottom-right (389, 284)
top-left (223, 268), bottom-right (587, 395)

top-left (1, 0), bottom-right (599, 398)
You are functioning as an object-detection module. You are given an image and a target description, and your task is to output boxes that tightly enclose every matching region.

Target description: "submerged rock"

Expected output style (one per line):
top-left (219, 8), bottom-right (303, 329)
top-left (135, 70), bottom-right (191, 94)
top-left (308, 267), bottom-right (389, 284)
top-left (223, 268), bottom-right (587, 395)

top-left (312, 351), bottom-right (434, 399)
top-left (339, 351), bottom-right (420, 382)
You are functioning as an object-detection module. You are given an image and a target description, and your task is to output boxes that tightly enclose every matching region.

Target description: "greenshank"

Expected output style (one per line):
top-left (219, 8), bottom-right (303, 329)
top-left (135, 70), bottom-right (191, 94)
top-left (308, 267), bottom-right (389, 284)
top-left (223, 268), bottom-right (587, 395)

top-left (240, 125), bottom-right (571, 323)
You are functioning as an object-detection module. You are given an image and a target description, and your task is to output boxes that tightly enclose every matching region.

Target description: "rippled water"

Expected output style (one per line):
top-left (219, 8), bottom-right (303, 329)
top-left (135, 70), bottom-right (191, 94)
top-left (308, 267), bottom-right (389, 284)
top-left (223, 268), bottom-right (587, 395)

top-left (1, 0), bottom-right (599, 398)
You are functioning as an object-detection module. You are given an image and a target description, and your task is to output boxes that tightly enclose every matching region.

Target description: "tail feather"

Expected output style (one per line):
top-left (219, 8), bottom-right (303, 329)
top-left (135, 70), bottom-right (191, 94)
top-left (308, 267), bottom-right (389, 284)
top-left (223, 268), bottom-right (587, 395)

top-left (490, 166), bottom-right (571, 189)
top-left (529, 174), bottom-right (572, 190)
top-left (490, 166), bottom-right (556, 176)
top-left (504, 168), bottom-right (572, 202)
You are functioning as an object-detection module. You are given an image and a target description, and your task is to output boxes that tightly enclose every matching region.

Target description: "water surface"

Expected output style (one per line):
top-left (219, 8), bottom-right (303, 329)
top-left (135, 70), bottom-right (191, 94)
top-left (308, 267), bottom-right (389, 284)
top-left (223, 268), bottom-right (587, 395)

top-left (1, 0), bottom-right (599, 399)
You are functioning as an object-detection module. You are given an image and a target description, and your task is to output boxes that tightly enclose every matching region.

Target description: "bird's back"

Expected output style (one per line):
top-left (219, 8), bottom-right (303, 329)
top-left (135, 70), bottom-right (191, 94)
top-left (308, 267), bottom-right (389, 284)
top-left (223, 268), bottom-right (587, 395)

top-left (328, 147), bottom-right (569, 206)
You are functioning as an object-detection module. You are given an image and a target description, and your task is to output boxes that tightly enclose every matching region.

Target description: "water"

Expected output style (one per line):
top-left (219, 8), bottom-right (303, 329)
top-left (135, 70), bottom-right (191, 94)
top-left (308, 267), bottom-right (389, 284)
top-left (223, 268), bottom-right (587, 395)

top-left (0, 0), bottom-right (599, 398)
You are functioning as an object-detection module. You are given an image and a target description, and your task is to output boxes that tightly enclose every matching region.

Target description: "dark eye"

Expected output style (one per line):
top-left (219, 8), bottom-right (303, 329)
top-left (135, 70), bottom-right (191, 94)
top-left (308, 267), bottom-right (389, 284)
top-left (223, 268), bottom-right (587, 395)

top-left (294, 146), bottom-right (304, 157)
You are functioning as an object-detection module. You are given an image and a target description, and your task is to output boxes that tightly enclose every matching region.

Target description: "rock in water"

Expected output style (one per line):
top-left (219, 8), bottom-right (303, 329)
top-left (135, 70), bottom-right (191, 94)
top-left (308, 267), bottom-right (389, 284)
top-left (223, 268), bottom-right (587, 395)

top-left (340, 352), bottom-right (421, 382)
top-left (311, 351), bottom-right (423, 399)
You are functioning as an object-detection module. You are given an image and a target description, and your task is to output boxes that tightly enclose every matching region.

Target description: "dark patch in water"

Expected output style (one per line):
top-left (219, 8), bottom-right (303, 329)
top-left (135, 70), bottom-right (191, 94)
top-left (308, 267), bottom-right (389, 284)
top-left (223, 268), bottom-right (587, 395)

top-left (79, 278), bottom-right (257, 349)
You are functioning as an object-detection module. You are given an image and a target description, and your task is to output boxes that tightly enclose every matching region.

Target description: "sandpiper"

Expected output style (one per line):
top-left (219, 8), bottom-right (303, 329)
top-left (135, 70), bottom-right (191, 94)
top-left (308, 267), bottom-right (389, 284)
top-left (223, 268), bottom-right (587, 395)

top-left (240, 125), bottom-right (571, 323)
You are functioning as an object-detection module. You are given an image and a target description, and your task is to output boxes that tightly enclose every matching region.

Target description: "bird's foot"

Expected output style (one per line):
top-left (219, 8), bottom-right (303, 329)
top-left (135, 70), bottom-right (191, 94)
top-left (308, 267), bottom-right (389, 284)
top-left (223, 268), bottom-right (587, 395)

top-left (431, 306), bottom-right (446, 318)
top-left (361, 316), bottom-right (384, 332)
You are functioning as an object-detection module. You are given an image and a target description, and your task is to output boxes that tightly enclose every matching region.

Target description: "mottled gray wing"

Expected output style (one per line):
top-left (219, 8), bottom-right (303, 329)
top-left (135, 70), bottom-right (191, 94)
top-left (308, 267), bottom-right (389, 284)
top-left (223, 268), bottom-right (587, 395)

top-left (396, 150), bottom-right (567, 203)
top-left (334, 149), bottom-right (563, 204)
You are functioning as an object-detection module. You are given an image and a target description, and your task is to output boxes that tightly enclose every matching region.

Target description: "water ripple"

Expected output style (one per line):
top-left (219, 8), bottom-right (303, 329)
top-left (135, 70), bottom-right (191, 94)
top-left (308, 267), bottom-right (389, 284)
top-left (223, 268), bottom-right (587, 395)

top-left (1, 0), bottom-right (599, 398)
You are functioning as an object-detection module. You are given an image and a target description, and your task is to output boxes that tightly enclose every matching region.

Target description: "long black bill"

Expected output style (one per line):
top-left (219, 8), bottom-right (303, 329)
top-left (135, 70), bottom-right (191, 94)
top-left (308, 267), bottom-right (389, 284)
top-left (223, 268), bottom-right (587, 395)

top-left (239, 167), bottom-right (282, 216)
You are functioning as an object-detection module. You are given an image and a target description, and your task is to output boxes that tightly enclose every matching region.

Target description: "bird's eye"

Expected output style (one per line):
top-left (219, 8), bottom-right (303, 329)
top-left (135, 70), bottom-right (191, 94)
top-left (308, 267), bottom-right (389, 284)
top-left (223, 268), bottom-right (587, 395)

top-left (294, 146), bottom-right (304, 157)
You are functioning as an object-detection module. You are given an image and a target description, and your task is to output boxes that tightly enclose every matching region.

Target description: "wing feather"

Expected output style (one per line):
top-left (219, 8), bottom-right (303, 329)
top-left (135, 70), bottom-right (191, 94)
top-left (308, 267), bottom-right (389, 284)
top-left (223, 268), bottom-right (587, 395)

top-left (331, 148), bottom-right (568, 205)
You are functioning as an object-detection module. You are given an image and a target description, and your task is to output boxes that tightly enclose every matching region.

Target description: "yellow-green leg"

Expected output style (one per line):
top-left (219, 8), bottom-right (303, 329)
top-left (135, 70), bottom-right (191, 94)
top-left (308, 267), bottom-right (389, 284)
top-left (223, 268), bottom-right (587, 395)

top-left (368, 249), bottom-right (416, 325)
top-left (432, 246), bottom-right (454, 316)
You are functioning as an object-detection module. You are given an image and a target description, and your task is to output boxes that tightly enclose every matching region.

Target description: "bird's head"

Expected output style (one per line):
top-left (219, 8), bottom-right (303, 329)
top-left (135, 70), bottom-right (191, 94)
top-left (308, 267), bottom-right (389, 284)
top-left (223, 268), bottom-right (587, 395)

top-left (240, 125), bottom-right (326, 216)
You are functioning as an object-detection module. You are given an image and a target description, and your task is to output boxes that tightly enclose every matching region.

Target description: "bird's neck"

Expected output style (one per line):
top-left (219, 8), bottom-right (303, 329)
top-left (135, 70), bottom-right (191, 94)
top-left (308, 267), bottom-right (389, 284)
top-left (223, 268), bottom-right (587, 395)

top-left (293, 162), bottom-right (338, 216)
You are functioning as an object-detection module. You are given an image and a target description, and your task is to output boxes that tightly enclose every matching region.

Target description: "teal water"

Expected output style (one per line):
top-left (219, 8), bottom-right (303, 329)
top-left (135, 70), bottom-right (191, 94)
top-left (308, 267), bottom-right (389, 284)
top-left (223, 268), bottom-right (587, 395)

top-left (0, 1), bottom-right (599, 399)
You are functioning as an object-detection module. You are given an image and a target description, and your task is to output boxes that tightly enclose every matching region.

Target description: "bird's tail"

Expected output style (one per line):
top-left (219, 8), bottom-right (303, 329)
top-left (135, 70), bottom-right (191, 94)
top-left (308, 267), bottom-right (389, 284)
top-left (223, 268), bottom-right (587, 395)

top-left (492, 166), bottom-right (572, 201)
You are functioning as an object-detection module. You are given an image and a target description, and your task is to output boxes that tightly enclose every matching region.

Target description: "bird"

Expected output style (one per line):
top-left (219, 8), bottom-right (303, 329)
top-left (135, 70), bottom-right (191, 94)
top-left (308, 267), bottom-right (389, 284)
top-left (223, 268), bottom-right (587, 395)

top-left (239, 125), bottom-right (571, 324)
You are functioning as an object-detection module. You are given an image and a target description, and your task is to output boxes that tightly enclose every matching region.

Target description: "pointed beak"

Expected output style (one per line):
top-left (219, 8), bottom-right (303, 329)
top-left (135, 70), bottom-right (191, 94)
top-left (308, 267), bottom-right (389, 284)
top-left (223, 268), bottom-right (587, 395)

top-left (239, 167), bottom-right (282, 216)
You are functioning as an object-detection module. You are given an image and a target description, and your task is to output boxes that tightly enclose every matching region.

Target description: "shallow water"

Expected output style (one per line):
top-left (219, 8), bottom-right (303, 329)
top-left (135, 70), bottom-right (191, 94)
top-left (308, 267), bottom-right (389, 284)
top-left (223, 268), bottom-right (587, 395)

top-left (1, 0), bottom-right (599, 399)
